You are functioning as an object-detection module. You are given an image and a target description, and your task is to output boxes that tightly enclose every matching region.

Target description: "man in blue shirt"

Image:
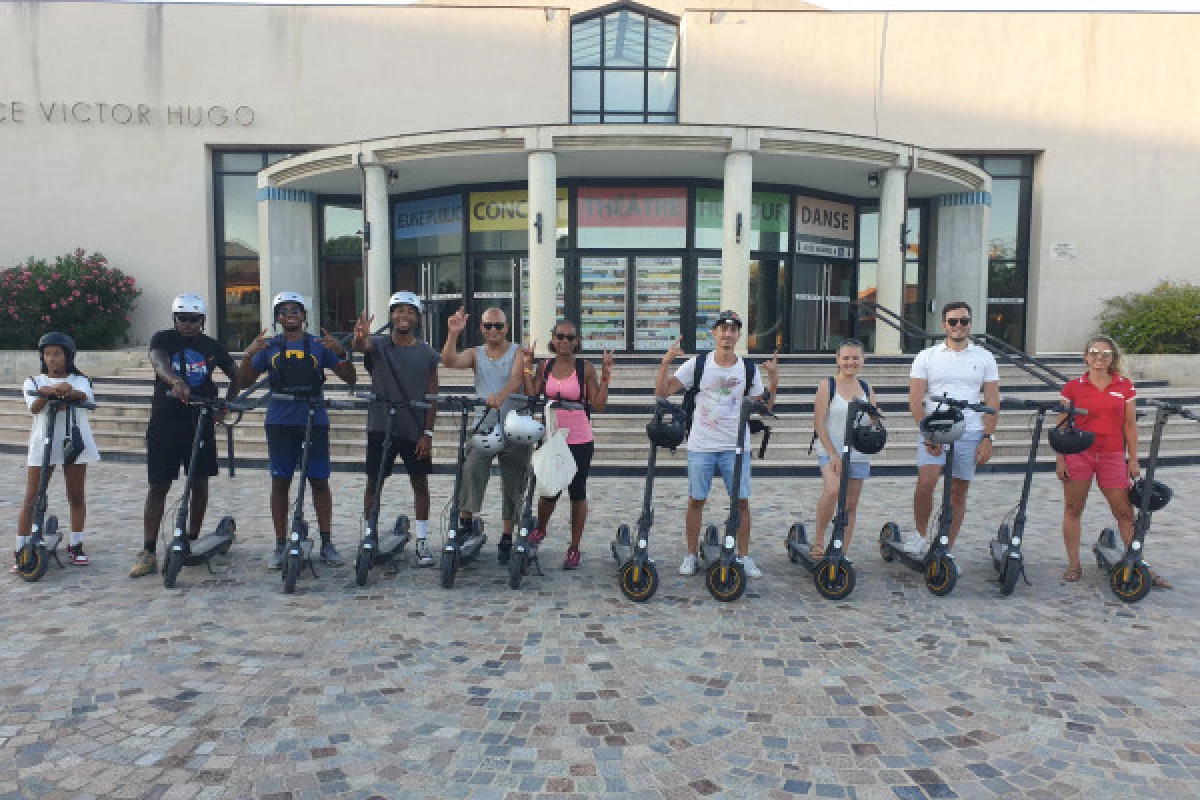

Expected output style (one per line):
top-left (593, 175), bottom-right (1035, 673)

top-left (237, 292), bottom-right (357, 568)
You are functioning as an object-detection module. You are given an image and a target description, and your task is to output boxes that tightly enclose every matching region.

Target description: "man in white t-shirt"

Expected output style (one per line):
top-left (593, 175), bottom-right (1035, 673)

top-left (898, 301), bottom-right (1000, 557)
top-left (656, 311), bottom-right (778, 578)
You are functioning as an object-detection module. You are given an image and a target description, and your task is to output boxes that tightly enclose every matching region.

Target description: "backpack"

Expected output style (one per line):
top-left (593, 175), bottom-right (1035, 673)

top-left (541, 358), bottom-right (591, 418)
top-left (681, 352), bottom-right (757, 436)
top-left (808, 376), bottom-right (871, 454)
top-left (269, 334), bottom-right (325, 397)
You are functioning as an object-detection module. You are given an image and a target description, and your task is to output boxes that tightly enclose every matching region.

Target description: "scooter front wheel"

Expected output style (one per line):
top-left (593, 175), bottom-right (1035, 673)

top-left (619, 559), bottom-right (659, 603)
top-left (813, 558), bottom-right (855, 601)
top-left (508, 543), bottom-right (526, 590)
top-left (999, 552), bottom-right (1021, 596)
top-left (1110, 562), bottom-right (1151, 603)
top-left (925, 555), bottom-right (958, 596)
top-left (163, 548), bottom-right (184, 589)
top-left (440, 549), bottom-right (457, 589)
top-left (354, 545), bottom-right (372, 587)
top-left (15, 543), bottom-right (48, 582)
top-left (283, 552), bottom-right (301, 594)
top-left (706, 559), bottom-right (746, 603)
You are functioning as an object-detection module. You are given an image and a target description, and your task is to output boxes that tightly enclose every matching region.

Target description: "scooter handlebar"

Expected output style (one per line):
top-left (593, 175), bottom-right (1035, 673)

top-left (352, 390), bottom-right (432, 410)
top-left (546, 398), bottom-right (585, 412)
top-left (24, 392), bottom-right (98, 412)
top-left (933, 394), bottom-right (995, 415)
top-left (1146, 398), bottom-right (1200, 422)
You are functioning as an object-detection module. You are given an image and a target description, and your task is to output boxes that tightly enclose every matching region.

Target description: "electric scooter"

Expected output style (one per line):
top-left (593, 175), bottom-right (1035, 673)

top-left (698, 396), bottom-right (776, 603)
top-left (274, 392), bottom-right (356, 594)
top-left (161, 395), bottom-right (257, 589)
top-left (610, 399), bottom-right (686, 602)
top-left (14, 395), bottom-right (96, 582)
top-left (988, 398), bottom-right (1082, 596)
top-left (879, 395), bottom-right (996, 596)
top-left (505, 394), bottom-right (555, 590)
top-left (352, 392), bottom-right (429, 586)
top-left (785, 397), bottom-right (885, 600)
top-left (431, 394), bottom-right (490, 589)
top-left (1093, 398), bottom-right (1200, 603)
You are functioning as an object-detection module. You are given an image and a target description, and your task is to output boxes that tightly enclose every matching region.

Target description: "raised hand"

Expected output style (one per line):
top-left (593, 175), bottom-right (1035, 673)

top-left (320, 327), bottom-right (347, 359)
top-left (245, 328), bottom-right (271, 356)
top-left (352, 311), bottom-right (374, 351)
top-left (663, 337), bottom-right (684, 364)
top-left (601, 348), bottom-right (614, 382)
top-left (522, 339), bottom-right (538, 369)
top-left (762, 350), bottom-right (780, 384)
top-left (447, 306), bottom-right (469, 336)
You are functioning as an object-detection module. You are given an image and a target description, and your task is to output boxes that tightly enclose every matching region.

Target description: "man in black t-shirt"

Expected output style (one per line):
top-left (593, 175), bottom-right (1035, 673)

top-left (130, 293), bottom-right (239, 578)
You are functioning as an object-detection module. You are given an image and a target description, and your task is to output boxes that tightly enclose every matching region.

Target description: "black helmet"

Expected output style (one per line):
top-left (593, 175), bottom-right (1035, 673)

top-left (38, 331), bottom-right (76, 359)
top-left (1047, 413), bottom-right (1094, 455)
top-left (1129, 478), bottom-right (1172, 512)
top-left (850, 409), bottom-right (888, 455)
top-left (646, 403), bottom-right (686, 450)
top-left (919, 407), bottom-right (966, 445)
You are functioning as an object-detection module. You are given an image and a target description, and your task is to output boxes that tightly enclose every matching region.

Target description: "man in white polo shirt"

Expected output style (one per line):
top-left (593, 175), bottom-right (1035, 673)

top-left (898, 301), bottom-right (1000, 557)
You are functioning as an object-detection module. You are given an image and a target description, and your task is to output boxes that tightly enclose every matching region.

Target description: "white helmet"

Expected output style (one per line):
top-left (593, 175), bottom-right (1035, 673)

top-left (503, 410), bottom-right (545, 445)
top-left (389, 291), bottom-right (423, 313)
top-left (172, 293), bottom-right (207, 316)
top-left (471, 423), bottom-right (506, 455)
top-left (272, 291), bottom-right (307, 317)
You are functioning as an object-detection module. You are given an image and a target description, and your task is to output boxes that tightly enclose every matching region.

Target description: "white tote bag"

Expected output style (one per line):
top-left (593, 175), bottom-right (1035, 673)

top-left (532, 427), bottom-right (577, 498)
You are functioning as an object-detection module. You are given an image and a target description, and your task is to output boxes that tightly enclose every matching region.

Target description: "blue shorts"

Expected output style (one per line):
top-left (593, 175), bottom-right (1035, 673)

top-left (817, 455), bottom-right (871, 480)
top-left (688, 449), bottom-right (751, 501)
top-left (266, 424), bottom-right (332, 480)
top-left (916, 432), bottom-right (983, 481)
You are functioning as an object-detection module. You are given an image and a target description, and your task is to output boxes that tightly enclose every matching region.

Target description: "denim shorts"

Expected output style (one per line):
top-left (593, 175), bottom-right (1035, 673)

top-left (688, 449), bottom-right (751, 501)
top-left (915, 432), bottom-right (983, 480)
top-left (817, 455), bottom-right (871, 480)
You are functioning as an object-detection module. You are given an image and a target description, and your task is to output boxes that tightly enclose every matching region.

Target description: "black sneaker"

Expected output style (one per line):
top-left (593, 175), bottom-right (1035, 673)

top-left (497, 537), bottom-right (512, 564)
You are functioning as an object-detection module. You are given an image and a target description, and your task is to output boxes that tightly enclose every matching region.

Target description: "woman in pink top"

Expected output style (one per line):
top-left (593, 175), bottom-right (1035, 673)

top-left (522, 320), bottom-right (612, 569)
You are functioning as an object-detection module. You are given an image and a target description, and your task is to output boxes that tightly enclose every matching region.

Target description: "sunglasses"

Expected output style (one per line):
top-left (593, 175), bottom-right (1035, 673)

top-left (554, 332), bottom-right (577, 342)
top-left (945, 317), bottom-right (972, 327)
top-left (482, 322), bottom-right (506, 331)
top-left (175, 314), bottom-right (204, 324)
top-left (1087, 348), bottom-right (1115, 358)
top-left (276, 307), bottom-right (304, 317)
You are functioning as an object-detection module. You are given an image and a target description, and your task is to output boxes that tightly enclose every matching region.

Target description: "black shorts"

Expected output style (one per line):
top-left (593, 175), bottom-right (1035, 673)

top-left (365, 431), bottom-right (432, 481)
top-left (147, 410), bottom-right (218, 486)
top-left (548, 440), bottom-right (594, 503)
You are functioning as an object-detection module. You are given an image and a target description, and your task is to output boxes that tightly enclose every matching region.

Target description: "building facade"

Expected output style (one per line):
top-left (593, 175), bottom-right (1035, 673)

top-left (2, 1), bottom-right (1197, 354)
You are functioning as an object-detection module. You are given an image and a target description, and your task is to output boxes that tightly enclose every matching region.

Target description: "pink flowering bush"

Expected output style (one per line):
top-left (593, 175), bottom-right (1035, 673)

top-left (0, 249), bottom-right (140, 348)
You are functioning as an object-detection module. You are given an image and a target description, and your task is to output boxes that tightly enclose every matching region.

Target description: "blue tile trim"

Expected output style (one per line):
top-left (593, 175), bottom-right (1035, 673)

top-left (935, 191), bottom-right (991, 208)
top-left (256, 187), bottom-right (316, 204)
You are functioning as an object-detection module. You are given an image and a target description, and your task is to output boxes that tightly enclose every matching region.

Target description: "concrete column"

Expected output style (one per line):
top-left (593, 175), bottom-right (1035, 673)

top-left (363, 164), bottom-right (392, 328)
top-left (257, 183), bottom-right (318, 334)
top-left (721, 151), bottom-right (753, 354)
top-left (932, 192), bottom-right (991, 328)
top-left (875, 167), bottom-right (907, 355)
top-left (527, 150), bottom-right (557, 352)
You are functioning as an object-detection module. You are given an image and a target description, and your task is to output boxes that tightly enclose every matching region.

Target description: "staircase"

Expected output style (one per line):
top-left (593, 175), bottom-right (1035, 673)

top-left (3, 353), bottom-right (1199, 476)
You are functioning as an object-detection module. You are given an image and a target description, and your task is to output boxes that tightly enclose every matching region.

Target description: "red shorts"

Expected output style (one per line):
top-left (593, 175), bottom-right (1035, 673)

top-left (1063, 450), bottom-right (1129, 490)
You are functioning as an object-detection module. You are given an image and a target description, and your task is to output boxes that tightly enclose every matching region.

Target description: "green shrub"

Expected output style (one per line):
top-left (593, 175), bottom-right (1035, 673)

top-left (1099, 281), bottom-right (1200, 354)
top-left (0, 249), bottom-right (141, 349)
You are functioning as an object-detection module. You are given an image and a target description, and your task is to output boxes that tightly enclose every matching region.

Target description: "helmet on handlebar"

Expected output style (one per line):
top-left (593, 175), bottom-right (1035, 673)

top-left (1129, 478), bottom-right (1172, 512)
top-left (503, 409), bottom-right (545, 445)
top-left (920, 407), bottom-right (966, 445)
top-left (850, 408), bottom-right (888, 455)
top-left (646, 403), bottom-right (687, 450)
top-left (1047, 409), bottom-right (1094, 455)
top-left (471, 421), bottom-right (506, 455)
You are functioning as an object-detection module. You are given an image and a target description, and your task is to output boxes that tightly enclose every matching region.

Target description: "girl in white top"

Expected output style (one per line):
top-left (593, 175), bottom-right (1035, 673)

top-left (810, 339), bottom-right (876, 558)
top-left (17, 334), bottom-right (99, 569)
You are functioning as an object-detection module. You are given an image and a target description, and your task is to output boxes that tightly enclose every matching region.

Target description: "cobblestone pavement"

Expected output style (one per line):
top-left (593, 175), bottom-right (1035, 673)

top-left (3, 451), bottom-right (1200, 800)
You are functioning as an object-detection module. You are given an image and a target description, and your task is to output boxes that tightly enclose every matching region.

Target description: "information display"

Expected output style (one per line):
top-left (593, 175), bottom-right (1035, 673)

top-left (695, 257), bottom-right (723, 348)
top-left (634, 256), bottom-right (682, 352)
top-left (580, 257), bottom-right (627, 350)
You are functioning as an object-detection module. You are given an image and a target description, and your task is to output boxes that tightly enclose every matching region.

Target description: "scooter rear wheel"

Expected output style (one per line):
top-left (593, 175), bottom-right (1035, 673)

top-left (508, 542), bottom-right (526, 590)
top-left (15, 543), bottom-right (48, 582)
top-left (619, 560), bottom-right (659, 603)
top-left (813, 558), bottom-right (855, 601)
top-left (1110, 562), bottom-right (1151, 603)
top-left (787, 523), bottom-right (806, 563)
top-left (163, 548), bottom-right (184, 589)
top-left (283, 552), bottom-right (301, 594)
top-left (999, 552), bottom-right (1021, 596)
top-left (925, 555), bottom-right (958, 596)
top-left (214, 516), bottom-right (236, 554)
top-left (706, 560), bottom-right (746, 603)
top-left (354, 545), bottom-right (372, 587)
top-left (879, 523), bottom-right (899, 562)
top-left (440, 549), bottom-right (457, 589)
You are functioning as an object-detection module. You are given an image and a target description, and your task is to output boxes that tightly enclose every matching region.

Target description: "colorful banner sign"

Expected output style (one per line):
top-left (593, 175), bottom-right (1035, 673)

top-left (469, 189), bottom-right (568, 232)
top-left (795, 196), bottom-right (856, 259)
top-left (577, 187), bottom-right (687, 228)
top-left (694, 188), bottom-right (789, 233)
top-left (393, 194), bottom-right (463, 241)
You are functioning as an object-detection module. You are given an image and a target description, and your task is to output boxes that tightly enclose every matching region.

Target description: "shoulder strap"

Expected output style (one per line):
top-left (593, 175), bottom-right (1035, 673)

top-left (576, 358), bottom-right (591, 417)
top-left (858, 378), bottom-right (870, 397)
top-left (742, 357), bottom-right (756, 397)
top-left (693, 352), bottom-right (707, 389)
top-left (375, 336), bottom-right (425, 432)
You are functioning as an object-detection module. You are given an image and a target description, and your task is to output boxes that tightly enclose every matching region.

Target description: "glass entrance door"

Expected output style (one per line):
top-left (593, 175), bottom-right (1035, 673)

top-left (790, 257), bottom-right (856, 351)
top-left (470, 257), bottom-right (518, 347)
top-left (398, 256), bottom-right (461, 351)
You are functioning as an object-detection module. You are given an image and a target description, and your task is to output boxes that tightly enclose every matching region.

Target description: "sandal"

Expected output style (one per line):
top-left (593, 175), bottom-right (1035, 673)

top-left (1151, 572), bottom-right (1173, 590)
top-left (1061, 566), bottom-right (1083, 582)
top-left (809, 544), bottom-right (826, 560)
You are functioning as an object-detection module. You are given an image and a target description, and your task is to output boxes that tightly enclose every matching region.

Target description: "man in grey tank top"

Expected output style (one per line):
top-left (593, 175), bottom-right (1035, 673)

top-left (442, 306), bottom-right (531, 564)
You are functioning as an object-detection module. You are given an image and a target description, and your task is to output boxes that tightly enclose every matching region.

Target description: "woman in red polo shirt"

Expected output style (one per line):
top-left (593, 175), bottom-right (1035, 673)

top-left (1057, 335), bottom-right (1170, 588)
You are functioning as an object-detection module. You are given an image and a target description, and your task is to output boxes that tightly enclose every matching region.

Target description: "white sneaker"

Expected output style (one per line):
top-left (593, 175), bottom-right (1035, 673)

top-left (898, 534), bottom-right (929, 556)
top-left (414, 538), bottom-right (435, 567)
top-left (678, 553), bottom-right (698, 575)
top-left (739, 556), bottom-right (763, 578)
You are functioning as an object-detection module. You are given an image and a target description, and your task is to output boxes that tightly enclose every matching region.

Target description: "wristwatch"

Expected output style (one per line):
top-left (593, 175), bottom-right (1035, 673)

top-left (982, 433), bottom-right (994, 441)
top-left (423, 429), bottom-right (435, 437)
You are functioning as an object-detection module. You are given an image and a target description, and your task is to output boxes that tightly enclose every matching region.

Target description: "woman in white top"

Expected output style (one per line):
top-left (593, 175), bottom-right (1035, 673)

top-left (810, 339), bottom-right (876, 558)
top-left (17, 333), bottom-right (100, 569)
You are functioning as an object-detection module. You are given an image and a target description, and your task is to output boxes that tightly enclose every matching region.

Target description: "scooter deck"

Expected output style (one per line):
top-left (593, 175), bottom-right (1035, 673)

top-left (184, 532), bottom-right (236, 562)
top-left (1093, 543), bottom-right (1127, 570)
top-left (786, 523), bottom-right (852, 574)
top-left (375, 532), bottom-right (410, 558)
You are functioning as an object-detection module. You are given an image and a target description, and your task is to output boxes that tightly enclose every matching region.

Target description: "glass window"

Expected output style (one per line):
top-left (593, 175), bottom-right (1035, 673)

top-left (604, 11), bottom-right (645, 67)
top-left (223, 260), bottom-right (261, 352)
top-left (577, 186), bottom-right (687, 249)
top-left (693, 189), bottom-right (789, 252)
top-left (322, 203), bottom-right (362, 257)
top-left (604, 71), bottom-right (645, 112)
top-left (647, 18), bottom-right (678, 67)
top-left (570, 6), bottom-right (678, 124)
top-left (858, 211), bottom-right (879, 261)
top-left (219, 152), bottom-right (264, 172)
top-left (266, 152), bottom-right (297, 165)
top-left (989, 179), bottom-right (1021, 260)
top-left (222, 175), bottom-right (259, 257)
top-left (980, 156), bottom-right (1029, 178)
top-left (571, 17), bottom-right (601, 66)
top-left (647, 71), bottom-right (678, 113)
top-left (571, 71), bottom-right (601, 112)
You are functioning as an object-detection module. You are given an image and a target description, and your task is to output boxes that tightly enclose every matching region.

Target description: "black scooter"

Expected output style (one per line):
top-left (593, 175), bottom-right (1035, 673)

top-left (879, 395), bottom-right (996, 596)
top-left (1094, 398), bottom-right (1199, 603)
top-left (610, 399), bottom-right (685, 602)
top-left (14, 395), bottom-right (96, 582)
top-left (352, 391), bottom-right (429, 586)
top-left (274, 392), bottom-right (355, 594)
top-left (431, 394), bottom-right (490, 589)
top-left (162, 396), bottom-right (256, 589)
top-left (988, 398), bottom-right (1081, 596)
top-left (505, 394), bottom-right (563, 591)
top-left (698, 396), bottom-right (775, 603)
top-left (785, 397), bottom-right (884, 600)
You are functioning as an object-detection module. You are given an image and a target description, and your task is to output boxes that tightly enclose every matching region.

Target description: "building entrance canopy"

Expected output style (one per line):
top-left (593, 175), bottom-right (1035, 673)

top-left (259, 124), bottom-right (990, 354)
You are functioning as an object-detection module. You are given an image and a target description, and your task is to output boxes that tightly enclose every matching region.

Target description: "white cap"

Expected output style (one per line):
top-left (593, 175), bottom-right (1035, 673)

top-left (389, 291), bottom-right (423, 313)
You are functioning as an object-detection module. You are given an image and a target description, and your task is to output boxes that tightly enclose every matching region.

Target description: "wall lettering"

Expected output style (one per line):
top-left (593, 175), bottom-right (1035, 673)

top-left (0, 99), bottom-right (256, 128)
